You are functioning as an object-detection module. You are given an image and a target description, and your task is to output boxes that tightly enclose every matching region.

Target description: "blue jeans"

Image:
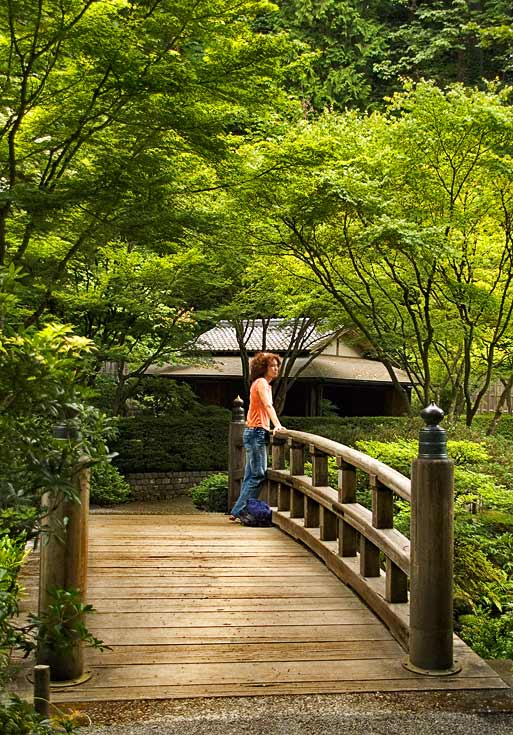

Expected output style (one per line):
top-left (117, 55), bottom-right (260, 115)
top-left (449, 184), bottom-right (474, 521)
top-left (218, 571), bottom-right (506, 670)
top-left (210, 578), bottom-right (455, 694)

top-left (230, 427), bottom-right (268, 517)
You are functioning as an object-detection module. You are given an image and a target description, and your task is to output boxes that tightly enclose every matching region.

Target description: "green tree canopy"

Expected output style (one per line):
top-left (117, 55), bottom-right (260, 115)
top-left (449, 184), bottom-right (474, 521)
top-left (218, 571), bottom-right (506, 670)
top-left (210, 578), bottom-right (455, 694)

top-left (227, 82), bottom-right (513, 422)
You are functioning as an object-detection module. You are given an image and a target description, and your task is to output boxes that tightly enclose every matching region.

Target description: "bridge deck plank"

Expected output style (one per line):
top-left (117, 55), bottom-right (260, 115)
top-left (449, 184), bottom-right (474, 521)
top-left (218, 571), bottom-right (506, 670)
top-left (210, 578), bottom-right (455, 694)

top-left (14, 513), bottom-right (508, 702)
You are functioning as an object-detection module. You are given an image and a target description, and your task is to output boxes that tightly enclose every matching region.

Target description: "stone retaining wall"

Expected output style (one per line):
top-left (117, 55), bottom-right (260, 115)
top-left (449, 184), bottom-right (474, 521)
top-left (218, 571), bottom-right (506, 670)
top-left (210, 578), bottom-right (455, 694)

top-left (125, 470), bottom-right (216, 501)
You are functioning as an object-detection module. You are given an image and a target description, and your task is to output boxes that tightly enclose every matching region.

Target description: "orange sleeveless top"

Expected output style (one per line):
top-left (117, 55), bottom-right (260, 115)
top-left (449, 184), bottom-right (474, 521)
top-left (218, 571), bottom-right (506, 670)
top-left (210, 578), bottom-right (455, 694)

top-left (246, 378), bottom-right (272, 430)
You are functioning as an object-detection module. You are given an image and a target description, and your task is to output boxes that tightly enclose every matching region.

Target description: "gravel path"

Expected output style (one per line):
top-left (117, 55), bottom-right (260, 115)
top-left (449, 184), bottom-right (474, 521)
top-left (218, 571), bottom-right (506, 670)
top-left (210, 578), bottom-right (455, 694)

top-left (75, 691), bottom-right (513, 734)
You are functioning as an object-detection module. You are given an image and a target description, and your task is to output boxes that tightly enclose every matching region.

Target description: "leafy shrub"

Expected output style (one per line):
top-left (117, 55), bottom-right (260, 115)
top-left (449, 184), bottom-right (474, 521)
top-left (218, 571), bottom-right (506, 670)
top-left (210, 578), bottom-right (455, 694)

top-left (355, 438), bottom-right (513, 514)
top-left (28, 587), bottom-right (108, 657)
top-left (0, 695), bottom-right (84, 734)
top-left (90, 463), bottom-right (133, 506)
top-left (0, 536), bottom-right (27, 685)
top-left (0, 507), bottom-right (40, 542)
top-left (0, 696), bottom-right (56, 734)
top-left (190, 473), bottom-right (228, 512)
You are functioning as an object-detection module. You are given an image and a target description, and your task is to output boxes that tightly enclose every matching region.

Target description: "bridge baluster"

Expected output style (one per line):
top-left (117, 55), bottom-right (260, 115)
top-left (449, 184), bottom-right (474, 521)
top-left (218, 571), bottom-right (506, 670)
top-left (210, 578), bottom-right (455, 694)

top-left (290, 488), bottom-right (304, 519)
top-left (360, 537), bottom-right (381, 577)
top-left (277, 482), bottom-right (290, 511)
top-left (371, 475), bottom-right (394, 529)
top-left (289, 439), bottom-right (305, 476)
top-left (271, 434), bottom-right (287, 470)
top-left (339, 519), bottom-right (358, 557)
top-left (320, 507), bottom-right (338, 540)
top-left (386, 559), bottom-right (408, 603)
top-left (310, 445), bottom-right (328, 487)
top-left (304, 496), bottom-right (320, 528)
top-left (337, 458), bottom-right (356, 503)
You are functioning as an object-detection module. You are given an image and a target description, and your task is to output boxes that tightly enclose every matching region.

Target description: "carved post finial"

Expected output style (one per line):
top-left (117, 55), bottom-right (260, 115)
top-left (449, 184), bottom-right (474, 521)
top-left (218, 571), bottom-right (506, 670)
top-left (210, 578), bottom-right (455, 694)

top-left (418, 402), bottom-right (448, 460)
top-left (231, 395), bottom-right (245, 423)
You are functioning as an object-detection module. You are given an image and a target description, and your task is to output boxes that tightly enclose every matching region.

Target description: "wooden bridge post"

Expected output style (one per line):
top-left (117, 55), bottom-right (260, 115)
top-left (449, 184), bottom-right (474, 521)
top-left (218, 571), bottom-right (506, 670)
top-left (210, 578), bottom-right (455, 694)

top-left (38, 456), bottom-right (90, 682)
top-left (407, 403), bottom-right (460, 675)
top-left (228, 396), bottom-right (245, 512)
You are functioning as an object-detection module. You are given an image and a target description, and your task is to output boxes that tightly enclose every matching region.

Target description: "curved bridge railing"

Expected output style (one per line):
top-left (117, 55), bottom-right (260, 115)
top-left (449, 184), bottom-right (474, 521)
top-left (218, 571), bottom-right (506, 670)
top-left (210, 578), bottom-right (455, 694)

top-left (263, 431), bottom-right (411, 648)
top-left (264, 429), bottom-right (411, 651)
top-left (228, 399), bottom-right (460, 676)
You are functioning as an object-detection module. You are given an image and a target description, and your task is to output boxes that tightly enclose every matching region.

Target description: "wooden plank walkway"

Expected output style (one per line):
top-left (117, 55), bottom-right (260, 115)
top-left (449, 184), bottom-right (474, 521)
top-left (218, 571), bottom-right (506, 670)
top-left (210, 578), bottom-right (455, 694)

top-left (15, 513), bottom-right (507, 701)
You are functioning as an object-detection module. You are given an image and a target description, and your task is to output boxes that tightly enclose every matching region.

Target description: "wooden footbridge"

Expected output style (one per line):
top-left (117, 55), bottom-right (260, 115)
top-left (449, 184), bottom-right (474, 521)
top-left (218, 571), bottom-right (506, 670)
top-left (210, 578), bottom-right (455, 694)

top-left (14, 404), bottom-right (509, 703)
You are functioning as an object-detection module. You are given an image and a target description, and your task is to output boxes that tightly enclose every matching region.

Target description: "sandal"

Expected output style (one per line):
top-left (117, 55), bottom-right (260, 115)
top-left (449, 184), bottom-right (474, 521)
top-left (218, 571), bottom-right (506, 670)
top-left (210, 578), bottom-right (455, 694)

top-left (228, 515), bottom-right (237, 521)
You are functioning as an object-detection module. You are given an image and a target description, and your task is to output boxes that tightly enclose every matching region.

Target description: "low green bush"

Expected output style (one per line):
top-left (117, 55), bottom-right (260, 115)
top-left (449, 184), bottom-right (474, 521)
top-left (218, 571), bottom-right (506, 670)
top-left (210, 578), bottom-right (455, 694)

top-left (90, 462), bottom-right (133, 506)
top-left (283, 415), bottom-right (420, 448)
top-left (190, 473), bottom-right (228, 512)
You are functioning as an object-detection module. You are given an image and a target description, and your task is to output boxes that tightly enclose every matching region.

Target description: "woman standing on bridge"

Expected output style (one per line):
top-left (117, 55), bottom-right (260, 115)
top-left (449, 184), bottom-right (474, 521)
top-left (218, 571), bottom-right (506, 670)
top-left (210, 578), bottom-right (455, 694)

top-left (229, 352), bottom-right (286, 521)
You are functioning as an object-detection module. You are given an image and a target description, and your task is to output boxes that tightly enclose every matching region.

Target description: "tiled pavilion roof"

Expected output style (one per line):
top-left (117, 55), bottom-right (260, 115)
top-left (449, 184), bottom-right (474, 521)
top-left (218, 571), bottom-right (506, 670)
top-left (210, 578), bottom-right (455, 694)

top-left (195, 319), bottom-right (328, 353)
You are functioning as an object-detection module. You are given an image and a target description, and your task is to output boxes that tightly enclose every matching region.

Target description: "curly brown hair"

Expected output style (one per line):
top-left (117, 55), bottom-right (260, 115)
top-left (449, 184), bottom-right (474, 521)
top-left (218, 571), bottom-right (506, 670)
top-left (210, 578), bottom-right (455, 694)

top-left (250, 352), bottom-right (282, 382)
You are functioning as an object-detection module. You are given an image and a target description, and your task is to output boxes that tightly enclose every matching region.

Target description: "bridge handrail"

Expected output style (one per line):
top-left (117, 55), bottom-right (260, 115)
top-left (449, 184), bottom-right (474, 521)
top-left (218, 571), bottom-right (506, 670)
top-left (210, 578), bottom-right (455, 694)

top-left (281, 429), bottom-right (411, 501)
top-left (263, 428), bottom-right (411, 650)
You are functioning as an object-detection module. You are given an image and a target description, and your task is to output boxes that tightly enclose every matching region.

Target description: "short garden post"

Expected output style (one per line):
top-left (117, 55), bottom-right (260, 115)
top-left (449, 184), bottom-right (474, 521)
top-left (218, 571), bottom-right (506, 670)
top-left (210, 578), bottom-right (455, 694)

top-left (228, 396), bottom-right (245, 512)
top-left (33, 664), bottom-right (50, 718)
top-left (407, 403), bottom-right (460, 674)
top-left (38, 456), bottom-right (90, 682)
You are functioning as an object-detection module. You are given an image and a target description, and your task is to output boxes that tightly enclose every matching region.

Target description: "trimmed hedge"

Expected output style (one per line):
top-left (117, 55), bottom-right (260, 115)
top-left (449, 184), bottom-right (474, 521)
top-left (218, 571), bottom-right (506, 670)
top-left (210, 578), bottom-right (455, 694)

top-left (111, 411), bottom-right (513, 475)
top-left (112, 407), bottom-right (230, 474)
top-left (283, 415), bottom-right (422, 446)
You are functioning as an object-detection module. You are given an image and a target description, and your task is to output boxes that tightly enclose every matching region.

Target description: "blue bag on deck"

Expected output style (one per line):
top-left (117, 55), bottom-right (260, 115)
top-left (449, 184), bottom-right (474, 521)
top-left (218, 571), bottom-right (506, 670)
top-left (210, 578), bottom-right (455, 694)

top-left (239, 498), bottom-right (273, 527)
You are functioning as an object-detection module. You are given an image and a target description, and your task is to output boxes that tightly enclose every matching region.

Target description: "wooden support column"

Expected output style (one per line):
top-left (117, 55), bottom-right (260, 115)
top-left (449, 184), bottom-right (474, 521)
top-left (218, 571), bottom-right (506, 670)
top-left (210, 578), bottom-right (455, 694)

top-left (228, 396), bottom-right (245, 512)
top-left (277, 483), bottom-right (290, 511)
top-left (290, 488), bottom-right (304, 519)
top-left (260, 479), bottom-right (270, 504)
top-left (407, 403), bottom-right (460, 675)
top-left (267, 479), bottom-right (278, 507)
top-left (33, 665), bottom-right (50, 718)
top-left (38, 458), bottom-right (90, 682)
